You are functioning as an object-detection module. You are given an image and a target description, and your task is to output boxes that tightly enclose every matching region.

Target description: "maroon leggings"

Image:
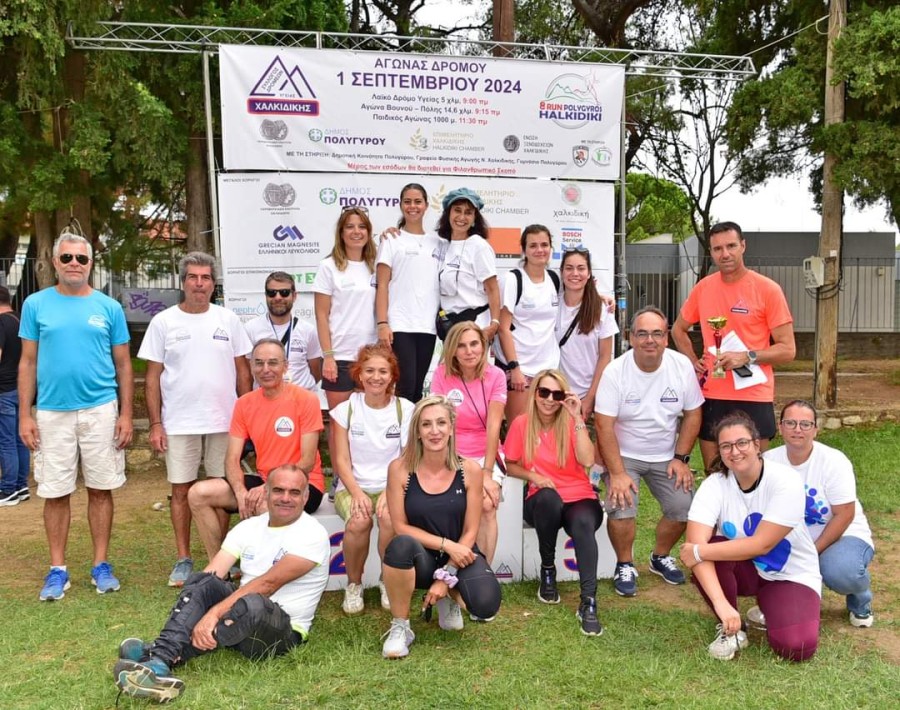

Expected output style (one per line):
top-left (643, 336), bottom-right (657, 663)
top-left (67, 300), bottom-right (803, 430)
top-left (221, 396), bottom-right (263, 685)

top-left (692, 537), bottom-right (820, 662)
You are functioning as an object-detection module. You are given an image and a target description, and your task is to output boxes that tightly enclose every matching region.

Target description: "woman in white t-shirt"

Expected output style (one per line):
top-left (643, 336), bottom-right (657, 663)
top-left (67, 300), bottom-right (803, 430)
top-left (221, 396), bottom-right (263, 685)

top-left (430, 322), bottom-right (506, 567)
top-left (556, 246), bottom-right (618, 421)
top-left (331, 343), bottom-right (414, 616)
top-left (680, 412), bottom-right (822, 662)
top-left (763, 399), bottom-right (875, 627)
top-left (435, 188), bottom-right (501, 342)
top-left (313, 207), bottom-right (377, 450)
top-left (375, 183), bottom-right (441, 402)
top-left (497, 224), bottom-right (561, 421)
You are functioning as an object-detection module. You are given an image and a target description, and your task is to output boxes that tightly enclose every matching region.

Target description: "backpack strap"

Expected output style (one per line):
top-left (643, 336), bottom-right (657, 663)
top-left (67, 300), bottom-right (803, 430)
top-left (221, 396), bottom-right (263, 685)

top-left (513, 268), bottom-right (559, 306)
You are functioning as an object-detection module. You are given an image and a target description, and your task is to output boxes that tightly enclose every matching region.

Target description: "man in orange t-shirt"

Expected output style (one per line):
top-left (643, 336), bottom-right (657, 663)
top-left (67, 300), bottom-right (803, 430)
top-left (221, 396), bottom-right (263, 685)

top-left (672, 222), bottom-right (796, 468)
top-left (188, 339), bottom-right (324, 562)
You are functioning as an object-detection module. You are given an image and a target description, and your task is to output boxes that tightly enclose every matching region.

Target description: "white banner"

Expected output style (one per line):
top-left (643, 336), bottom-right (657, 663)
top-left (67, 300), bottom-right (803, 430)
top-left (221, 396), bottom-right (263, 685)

top-left (218, 173), bottom-right (614, 320)
top-left (219, 45), bottom-right (624, 180)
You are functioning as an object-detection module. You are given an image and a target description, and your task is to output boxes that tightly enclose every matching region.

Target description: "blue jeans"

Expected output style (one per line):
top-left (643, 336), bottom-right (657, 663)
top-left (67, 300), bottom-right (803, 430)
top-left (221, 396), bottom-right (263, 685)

top-left (0, 389), bottom-right (30, 494)
top-left (819, 535), bottom-right (874, 616)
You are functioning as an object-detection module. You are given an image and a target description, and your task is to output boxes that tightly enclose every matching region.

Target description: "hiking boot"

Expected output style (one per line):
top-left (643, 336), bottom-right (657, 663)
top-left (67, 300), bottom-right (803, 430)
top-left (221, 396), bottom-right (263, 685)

top-left (538, 565), bottom-right (560, 604)
top-left (708, 624), bottom-right (749, 660)
top-left (91, 561), bottom-right (121, 594)
top-left (342, 582), bottom-right (365, 615)
top-left (437, 597), bottom-right (464, 631)
top-left (115, 659), bottom-right (184, 703)
top-left (381, 619), bottom-right (415, 659)
top-left (613, 562), bottom-right (638, 597)
top-left (577, 597), bottom-right (603, 636)
top-left (39, 568), bottom-right (71, 601)
top-left (746, 605), bottom-right (767, 629)
top-left (849, 611), bottom-right (874, 628)
top-left (649, 553), bottom-right (686, 585)
top-left (167, 558), bottom-right (193, 588)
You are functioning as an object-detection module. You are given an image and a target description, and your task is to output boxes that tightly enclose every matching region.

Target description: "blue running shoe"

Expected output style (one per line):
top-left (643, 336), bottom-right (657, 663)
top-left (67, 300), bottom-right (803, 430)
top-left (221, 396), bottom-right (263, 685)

top-left (116, 661), bottom-right (184, 703)
top-left (119, 638), bottom-right (151, 662)
top-left (91, 561), bottom-right (121, 594)
top-left (39, 568), bottom-right (71, 601)
top-left (168, 557), bottom-right (193, 587)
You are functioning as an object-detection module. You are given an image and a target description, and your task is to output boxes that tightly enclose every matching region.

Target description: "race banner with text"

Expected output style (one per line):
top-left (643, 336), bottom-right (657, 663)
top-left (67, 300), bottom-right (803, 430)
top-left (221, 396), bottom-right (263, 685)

top-left (219, 45), bottom-right (624, 180)
top-left (218, 173), bottom-right (614, 320)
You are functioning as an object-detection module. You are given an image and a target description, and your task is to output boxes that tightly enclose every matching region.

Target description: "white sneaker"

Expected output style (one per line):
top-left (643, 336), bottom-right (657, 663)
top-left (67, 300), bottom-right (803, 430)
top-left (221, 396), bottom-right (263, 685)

top-left (746, 605), bottom-right (767, 629)
top-left (342, 582), bottom-right (364, 615)
top-left (849, 611), bottom-right (874, 628)
top-left (381, 619), bottom-right (415, 658)
top-left (708, 624), bottom-right (749, 660)
top-left (379, 581), bottom-right (391, 611)
top-left (437, 597), bottom-right (464, 631)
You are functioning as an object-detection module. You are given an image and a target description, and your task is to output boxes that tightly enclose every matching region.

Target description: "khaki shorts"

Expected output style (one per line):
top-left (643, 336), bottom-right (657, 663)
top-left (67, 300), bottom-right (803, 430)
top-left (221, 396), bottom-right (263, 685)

top-left (34, 401), bottom-right (126, 499)
top-left (334, 488), bottom-right (385, 522)
top-left (164, 433), bottom-right (229, 484)
top-left (601, 456), bottom-right (693, 521)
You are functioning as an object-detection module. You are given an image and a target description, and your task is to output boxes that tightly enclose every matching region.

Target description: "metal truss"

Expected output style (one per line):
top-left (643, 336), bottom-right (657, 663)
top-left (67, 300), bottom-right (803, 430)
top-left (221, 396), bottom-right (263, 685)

top-left (67, 22), bottom-right (755, 80)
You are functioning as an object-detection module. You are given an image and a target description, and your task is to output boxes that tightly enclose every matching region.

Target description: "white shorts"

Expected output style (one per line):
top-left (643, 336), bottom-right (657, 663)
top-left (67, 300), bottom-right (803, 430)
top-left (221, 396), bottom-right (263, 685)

top-left (34, 401), bottom-right (126, 499)
top-left (164, 433), bottom-right (229, 484)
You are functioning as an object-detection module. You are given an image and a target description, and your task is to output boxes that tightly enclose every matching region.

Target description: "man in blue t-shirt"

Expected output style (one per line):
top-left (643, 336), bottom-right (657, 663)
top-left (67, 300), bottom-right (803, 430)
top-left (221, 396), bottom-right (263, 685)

top-left (19, 233), bottom-right (133, 601)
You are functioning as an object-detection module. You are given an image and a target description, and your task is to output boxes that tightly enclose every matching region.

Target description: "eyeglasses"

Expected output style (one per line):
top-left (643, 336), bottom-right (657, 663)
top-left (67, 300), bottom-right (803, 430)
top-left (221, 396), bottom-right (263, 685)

top-left (342, 205), bottom-right (369, 213)
top-left (535, 386), bottom-right (566, 402)
top-left (781, 419), bottom-right (816, 431)
top-left (718, 438), bottom-right (754, 454)
top-left (252, 359), bottom-right (284, 369)
top-left (265, 288), bottom-right (293, 298)
top-left (561, 244), bottom-right (589, 253)
top-left (632, 330), bottom-right (667, 341)
top-left (59, 253), bottom-right (91, 265)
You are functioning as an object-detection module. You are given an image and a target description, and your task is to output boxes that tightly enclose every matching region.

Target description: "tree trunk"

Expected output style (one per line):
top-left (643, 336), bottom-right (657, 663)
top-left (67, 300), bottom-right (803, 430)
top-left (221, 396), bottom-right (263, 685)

top-left (185, 133), bottom-right (210, 254)
top-left (33, 212), bottom-right (56, 290)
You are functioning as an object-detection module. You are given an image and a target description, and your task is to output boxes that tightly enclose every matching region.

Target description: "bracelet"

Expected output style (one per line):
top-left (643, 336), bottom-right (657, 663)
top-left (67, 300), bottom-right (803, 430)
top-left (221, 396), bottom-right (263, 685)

top-left (433, 567), bottom-right (458, 588)
top-left (150, 421), bottom-right (162, 428)
top-left (490, 318), bottom-right (500, 326)
top-left (574, 422), bottom-right (587, 432)
top-left (323, 350), bottom-right (335, 357)
top-left (693, 544), bottom-right (703, 563)
top-left (439, 536), bottom-right (445, 555)
top-left (377, 320), bottom-right (389, 326)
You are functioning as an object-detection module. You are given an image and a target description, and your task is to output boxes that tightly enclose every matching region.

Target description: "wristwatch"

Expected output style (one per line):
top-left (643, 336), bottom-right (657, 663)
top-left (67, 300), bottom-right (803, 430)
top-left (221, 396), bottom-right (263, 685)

top-left (506, 360), bottom-right (519, 370)
top-left (747, 350), bottom-right (758, 365)
top-left (673, 453), bottom-right (691, 464)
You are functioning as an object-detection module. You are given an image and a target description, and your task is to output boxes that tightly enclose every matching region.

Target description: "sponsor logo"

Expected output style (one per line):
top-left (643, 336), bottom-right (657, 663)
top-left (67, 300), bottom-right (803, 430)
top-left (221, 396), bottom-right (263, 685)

top-left (319, 187), bottom-right (338, 205)
top-left (494, 563), bottom-right (514, 580)
top-left (445, 389), bottom-right (464, 407)
top-left (731, 299), bottom-right (750, 315)
top-left (212, 328), bottom-right (230, 342)
top-left (259, 119), bottom-right (288, 141)
top-left (540, 72), bottom-right (605, 129)
top-left (247, 56), bottom-right (319, 116)
top-left (561, 183), bottom-right (582, 205)
top-left (386, 424), bottom-right (401, 439)
top-left (624, 391), bottom-right (641, 405)
top-left (263, 183), bottom-right (297, 208)
top-left (592, 143), bottom-right (613, 166)
top-left (572, 145), bottom-right (589, 167)
top-left (308, 128), bottom-right (323, 142)
top-left (660, 387), bottom-right (679, 403)
top-left (273, 225), bottom-right (304, 242)
top-left (87, 315), bottom-right (107, 329)
top-left (274, 416), bottom-right (295, 437)
top-left (503, 135), bottom-right (520, 153)
top-left (409, 128), bottom-right (428, 151)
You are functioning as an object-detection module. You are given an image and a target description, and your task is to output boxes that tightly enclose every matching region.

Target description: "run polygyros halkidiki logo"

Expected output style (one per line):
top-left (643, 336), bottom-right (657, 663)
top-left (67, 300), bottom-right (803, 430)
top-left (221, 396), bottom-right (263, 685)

top-left (539, 72), bottom-right (605, 129)
top-left (248, 56), bottom-right (319, 116)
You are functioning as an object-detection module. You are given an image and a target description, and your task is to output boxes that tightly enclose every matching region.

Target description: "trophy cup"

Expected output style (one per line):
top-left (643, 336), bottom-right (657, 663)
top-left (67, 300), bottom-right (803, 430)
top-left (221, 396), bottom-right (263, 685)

top-left (707, 316), bottom-right (728, 378)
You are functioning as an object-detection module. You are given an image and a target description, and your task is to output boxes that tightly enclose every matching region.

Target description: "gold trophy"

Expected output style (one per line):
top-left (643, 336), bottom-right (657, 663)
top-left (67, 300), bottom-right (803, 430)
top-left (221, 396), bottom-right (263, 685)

top-left (707, 316), bottom-right (728, 378)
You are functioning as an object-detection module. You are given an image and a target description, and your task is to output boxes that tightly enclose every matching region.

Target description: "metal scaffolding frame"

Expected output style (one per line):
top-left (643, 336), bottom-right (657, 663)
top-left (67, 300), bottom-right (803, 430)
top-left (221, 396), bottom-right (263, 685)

top-left (67, 21), bottom-right (756, 342)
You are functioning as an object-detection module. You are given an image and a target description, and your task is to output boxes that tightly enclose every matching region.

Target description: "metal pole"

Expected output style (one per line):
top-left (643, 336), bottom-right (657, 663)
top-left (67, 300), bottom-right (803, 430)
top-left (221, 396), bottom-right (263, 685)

top-left (616, 91), bottom-right (628, 353)
top-left (202, 49), bottom-right (221, 265)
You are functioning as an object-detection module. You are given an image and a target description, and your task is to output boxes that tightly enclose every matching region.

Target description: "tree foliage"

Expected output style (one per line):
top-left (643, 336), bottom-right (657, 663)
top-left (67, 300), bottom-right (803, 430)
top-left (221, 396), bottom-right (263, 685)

top-left (624, 172), bottom-right (695, 242)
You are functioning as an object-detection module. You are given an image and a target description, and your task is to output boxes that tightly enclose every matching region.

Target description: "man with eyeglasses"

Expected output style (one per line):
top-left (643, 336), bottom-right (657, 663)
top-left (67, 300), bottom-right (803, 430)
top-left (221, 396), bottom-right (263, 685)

top-left (19, 233), bottom-right (134, 601)
top-left (672, 221), bottom-right (795, 469)
top-left (244, 272), bottom-right (322, 390)
top-left (595, 307), bottom-right (704, 596)
top-left (188, 339), bottom-right (324, 564)
top-left (138, 252), bottom-right (253, 587)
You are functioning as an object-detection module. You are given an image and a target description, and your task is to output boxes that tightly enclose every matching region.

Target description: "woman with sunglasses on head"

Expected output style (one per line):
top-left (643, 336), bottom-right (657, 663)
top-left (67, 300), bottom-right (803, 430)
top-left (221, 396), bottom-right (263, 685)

top-left (497, 225), bottom-right (561, 422)
top-left (761, 400), bottom-right (875, 628)
top-left (375, 183), bottom-right (441, 402)
top-left (330, 343), bottom-right (415, 617)
top-left (504, 370), bottom-right (604, 636)
top-left (380, 395), bottom-right (502, 659)
top-left (430, 322), bottom-right (506, 572)
top-left (557, 246), bottom-right (618, 421)
top-left (313, 207), bottom-right (377, 452)
top-left (679, 412), bottom-right (821, 662)
top-left (434, 188), bottom-right (501, 342)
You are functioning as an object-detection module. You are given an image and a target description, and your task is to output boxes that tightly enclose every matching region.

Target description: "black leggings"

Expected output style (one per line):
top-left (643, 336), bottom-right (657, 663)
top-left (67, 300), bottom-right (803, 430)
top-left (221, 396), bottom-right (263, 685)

top-left (524, 488), bottom-right (604, 599)
top-left (391, 331), bottom-right (436, 402)
top-left (384, 534), bottom-right (502, 620)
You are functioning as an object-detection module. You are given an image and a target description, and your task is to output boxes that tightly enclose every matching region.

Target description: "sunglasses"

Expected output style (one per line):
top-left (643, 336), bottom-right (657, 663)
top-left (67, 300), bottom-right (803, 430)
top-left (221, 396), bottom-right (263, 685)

top-left (561, 244), bottom-right (589, 253)
top-left (342, 205), bottom-right (369, 213)
top-left (536, 386), bottom-right (566, 402)
top-left (265, 288), bottom-right (294, 298)
top-left (59, 253), bottom-right (91, 265)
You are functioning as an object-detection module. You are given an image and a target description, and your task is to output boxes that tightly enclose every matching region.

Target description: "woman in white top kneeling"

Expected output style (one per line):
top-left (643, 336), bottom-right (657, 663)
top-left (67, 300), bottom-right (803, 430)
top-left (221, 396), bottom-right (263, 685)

top-left (330, 343), bottom-right (414, 615)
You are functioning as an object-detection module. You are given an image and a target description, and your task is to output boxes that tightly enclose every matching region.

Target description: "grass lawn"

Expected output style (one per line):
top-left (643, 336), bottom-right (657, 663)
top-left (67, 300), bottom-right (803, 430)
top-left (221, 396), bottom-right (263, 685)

top-left (0, 425), bottom-right (897, 709)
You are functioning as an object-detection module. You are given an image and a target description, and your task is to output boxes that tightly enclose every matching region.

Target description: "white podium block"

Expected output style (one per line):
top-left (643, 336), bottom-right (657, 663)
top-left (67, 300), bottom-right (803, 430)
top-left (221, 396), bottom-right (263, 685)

top-left (522, 513), bottom-right (616, 582)
top-left (313, 499), bottom-right (382, 592)
top-left (491, 475), bottom-right (524, 583)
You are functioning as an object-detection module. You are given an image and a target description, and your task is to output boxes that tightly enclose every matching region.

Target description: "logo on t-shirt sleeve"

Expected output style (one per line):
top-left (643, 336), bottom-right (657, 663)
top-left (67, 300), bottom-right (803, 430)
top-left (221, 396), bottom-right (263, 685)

top-left (274, 416), bottom-right (295, 437)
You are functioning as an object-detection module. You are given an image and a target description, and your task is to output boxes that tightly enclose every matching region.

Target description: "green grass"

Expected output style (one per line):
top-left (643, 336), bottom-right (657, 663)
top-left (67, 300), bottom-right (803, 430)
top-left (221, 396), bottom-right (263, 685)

top-left (1, 425), bottom-right (898, 709)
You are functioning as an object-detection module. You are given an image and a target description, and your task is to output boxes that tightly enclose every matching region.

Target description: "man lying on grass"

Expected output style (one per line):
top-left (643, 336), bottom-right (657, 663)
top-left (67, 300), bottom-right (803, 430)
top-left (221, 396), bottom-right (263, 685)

top-left (113, 465), bottom-right (330, 703)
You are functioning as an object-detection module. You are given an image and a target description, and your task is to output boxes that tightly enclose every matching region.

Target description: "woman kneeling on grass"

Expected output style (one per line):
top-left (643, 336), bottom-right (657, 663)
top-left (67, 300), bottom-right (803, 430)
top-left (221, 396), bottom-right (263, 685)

top-left (504, 369), bottom-right (603, 636)
top-left (380, 395), bottom-right (502, 659)
top-left (330, 343), bottom-right (414, 616)
top-left (679, 413), bottom-right (822, 661)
